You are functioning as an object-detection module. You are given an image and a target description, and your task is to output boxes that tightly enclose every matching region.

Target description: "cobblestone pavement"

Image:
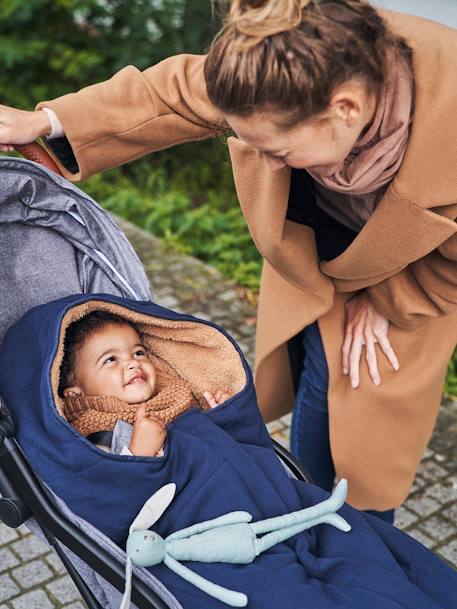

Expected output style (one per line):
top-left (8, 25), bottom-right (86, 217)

top-left (0, 216), bottom-right (455, 608)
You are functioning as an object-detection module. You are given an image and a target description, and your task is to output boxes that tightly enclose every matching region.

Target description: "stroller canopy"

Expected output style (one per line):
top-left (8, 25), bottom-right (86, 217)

top-left (0, 156), bottom-right (151, 344)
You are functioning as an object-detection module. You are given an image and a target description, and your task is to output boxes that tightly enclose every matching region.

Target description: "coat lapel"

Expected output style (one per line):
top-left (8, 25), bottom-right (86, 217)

top-left (227, 137), bottom-right (334, 302)
top-left (382, 11), bottom-right (457, 209)
top-left (229, 136), bottom-right (456, 291)
top-left (320, 188), bottom-right (457, 287)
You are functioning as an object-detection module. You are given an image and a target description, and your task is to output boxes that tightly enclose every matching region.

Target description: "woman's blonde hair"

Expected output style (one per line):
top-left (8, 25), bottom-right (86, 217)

top-left (205, 0), bottom-right (410, 127)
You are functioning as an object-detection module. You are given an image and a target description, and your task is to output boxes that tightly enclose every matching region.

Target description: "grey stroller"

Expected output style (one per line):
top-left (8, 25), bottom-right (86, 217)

top-left (0, 148), bottom-right (310, 609)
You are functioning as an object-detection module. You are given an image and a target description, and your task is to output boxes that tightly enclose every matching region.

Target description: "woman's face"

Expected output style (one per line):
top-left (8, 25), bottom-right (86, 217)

top-left (224, 82), bottom-right (376, 175)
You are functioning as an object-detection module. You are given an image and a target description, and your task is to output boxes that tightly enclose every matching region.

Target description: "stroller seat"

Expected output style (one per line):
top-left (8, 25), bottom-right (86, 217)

top-left (0, 153), bottom-right (310, 609)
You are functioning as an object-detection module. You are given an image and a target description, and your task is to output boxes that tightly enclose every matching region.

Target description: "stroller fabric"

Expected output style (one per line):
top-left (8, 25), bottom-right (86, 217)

top-left (1, 293), bottom-right (456, 609)
top-left (0, 157), bottom-right (151, 344)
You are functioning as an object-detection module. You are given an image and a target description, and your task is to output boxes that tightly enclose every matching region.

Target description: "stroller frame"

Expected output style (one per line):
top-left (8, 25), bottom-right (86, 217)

top-left (0, 396), bottom-right (311, 609)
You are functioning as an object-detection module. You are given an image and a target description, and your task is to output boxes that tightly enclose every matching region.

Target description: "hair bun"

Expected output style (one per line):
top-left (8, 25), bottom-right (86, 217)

top-left (229, 0), bottom-right (311, 43)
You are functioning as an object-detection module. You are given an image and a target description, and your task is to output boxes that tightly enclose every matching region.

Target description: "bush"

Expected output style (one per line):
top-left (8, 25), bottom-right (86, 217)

top-left (81, 141), bottom-right (262, 291)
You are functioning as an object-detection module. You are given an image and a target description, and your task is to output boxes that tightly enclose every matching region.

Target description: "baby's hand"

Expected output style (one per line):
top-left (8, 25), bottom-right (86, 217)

top-left (203, 390), bottom-right (229, 409)
top-left (128, 405), bottom-right (166, 457)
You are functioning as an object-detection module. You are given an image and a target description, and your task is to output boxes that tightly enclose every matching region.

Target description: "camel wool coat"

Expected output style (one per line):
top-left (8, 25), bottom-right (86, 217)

top-left (38, 11), bottom-right (457, 510)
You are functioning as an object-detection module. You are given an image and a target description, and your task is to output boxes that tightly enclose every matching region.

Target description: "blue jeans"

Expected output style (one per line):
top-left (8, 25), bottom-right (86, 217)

top-left (290, 323), bottom-right (395, 525)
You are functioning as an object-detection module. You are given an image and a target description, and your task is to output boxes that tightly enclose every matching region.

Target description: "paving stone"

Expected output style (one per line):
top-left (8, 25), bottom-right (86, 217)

top-left (266, 420), bottom-right (285, 434)
top-left (410, 474), bottom-right (427, 490)
top-left (406, 527), bottom-right (436, 550)
top-left (434, 453), bottom-right (447, 463)
top-left (45, 552), bottom-right (66, 575)
top-left (15, 525), bottom-right (31, 538)
top-left (280, 427), bottom-right (291, 442)
top-left (280, 413), bottom-right (293, 426)
top-left (46, 575), bottom-right (80, 604)
top-left (409, 480), bottom-right (423, 494)
top-left (418, 515), bottom-right (456, 544)
top-left (11, 589), bottom-right (54, 609)
top-left (421, 447), bottom-right (433, 460)
top-left (418, 459), bottom-right (448, 480)
top-left (0, 574), bottom-right (19, 602)
top-left (424, 479), bottom-right (457, 505)
top-left (0, 546), bottom-right (20, 573)
top-left (11, 536), bottom-right (49, 561)
top-left (0, 524), bottom-right (19, 545)
top-left (12, 559), bottom-right (53, 589)
top-left (63, 603), bottom-right (86, 609)
top-left (404, 493), bottom-right (441, 517)
top-left (444, 500), bottom-right (457, 522)
top-left (271, 432), bottom-right (289, 449)
top-left (438, 540), bottom-right (457, 566)
top-left (394, 506), bottom-right (417, 530)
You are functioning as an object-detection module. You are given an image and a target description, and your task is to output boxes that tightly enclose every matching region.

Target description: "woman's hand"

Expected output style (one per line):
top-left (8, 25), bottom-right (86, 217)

top-left (129, 405), bottom-right (167, 457)
top-left (0, 105), bottom-right (51, 151)
top-left (342, 292), bottom-right (399, 389)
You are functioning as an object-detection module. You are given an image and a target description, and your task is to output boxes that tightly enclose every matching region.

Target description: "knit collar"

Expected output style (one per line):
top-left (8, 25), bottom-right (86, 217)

top-left (63, 379), bottom-right (207, 437)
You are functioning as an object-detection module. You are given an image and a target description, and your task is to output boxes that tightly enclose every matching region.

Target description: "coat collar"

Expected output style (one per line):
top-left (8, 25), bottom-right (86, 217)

top-left (228, 13), bottom-right (457, 289)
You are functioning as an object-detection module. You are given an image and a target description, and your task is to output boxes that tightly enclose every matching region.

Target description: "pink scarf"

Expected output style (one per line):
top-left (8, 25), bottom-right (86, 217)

top-left (308, 53), bottom-right (414, 231)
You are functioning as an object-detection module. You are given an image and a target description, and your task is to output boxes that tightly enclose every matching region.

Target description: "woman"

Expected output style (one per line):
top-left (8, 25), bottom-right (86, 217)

top-left (1, 0), bottom-right (456, 521)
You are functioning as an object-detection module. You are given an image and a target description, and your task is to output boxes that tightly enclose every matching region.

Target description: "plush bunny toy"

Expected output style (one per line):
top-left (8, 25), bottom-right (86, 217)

top-left (121, 480), bottom-right (351, 608)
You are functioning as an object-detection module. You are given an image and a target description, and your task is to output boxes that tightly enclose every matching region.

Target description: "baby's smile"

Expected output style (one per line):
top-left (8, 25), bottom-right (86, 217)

top-left (125, 371), bottom-right (148, 386)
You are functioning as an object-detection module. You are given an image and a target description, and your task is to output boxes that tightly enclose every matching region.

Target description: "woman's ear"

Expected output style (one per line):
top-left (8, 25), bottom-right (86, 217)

top-left (63, 386), bottom-right (83, 397)
top-left (327, 81), bottom-right (367, 128)
top-left (330, 95), bottom-right (360, 127)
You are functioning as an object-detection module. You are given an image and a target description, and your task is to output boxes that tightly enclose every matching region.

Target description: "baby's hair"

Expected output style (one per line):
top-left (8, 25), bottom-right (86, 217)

top-left (58, 310), bottom-right (140, 397)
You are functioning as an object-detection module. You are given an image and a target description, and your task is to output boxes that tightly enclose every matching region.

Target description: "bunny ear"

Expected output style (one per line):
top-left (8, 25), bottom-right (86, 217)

top-left (129, 483), bottom-right (176, 533)
top-left (120, 557), bottom-right (132, 609)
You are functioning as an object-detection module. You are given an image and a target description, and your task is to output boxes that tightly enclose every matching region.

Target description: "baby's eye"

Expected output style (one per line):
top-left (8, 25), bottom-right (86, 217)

top-left (134, 349), bottom-right (147, 358)
top-left (103, 355), bottom-right (116, 365)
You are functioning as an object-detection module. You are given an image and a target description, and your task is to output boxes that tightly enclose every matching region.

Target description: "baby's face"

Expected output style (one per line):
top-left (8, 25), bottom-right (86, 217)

top-left (67, 324), bottom-right (156, 404)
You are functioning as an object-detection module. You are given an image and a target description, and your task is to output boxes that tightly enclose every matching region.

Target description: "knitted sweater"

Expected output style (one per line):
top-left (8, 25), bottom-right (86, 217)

top-left (63, 379), bottom-right (207, 437)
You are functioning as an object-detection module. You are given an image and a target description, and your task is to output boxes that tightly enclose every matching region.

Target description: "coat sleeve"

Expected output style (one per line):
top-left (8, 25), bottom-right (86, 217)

top-left (36, 54), bottom-right (227, 181)
top-left (367, 225), bottom-right (457, 330)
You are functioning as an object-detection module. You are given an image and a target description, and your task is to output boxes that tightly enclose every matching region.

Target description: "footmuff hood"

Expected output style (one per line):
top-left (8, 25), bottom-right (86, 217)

top-left (0, 293), bottom-right (252, 543)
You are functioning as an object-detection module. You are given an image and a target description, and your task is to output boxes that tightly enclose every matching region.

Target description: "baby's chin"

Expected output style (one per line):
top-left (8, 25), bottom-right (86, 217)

top-left (121, 384), bottom-right (155, 405)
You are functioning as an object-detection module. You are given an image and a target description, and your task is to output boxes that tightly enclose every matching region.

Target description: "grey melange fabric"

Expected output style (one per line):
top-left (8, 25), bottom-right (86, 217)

top-left (0, 156), bottom-right (182, 609)
top-left (27, 422), bottom-right (182, 609)
top-left (0, 156), bottom-right (152, 345)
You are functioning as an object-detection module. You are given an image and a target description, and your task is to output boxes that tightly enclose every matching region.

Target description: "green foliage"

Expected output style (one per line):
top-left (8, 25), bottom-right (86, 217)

top-left (444, 351), bottom-right (457, 398)
top-left (0, 0), bottom-right (261, 285)
top-left (81, 141), bottom-right (262, 290)
top-left (0, 0), bottom-right (219, 107)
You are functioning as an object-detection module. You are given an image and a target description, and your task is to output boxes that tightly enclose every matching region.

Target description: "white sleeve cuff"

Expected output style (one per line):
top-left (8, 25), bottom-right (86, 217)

top-left (41, 107), bottom-right (65, 139)
top-left (120, 446), bottom-right (133, 456)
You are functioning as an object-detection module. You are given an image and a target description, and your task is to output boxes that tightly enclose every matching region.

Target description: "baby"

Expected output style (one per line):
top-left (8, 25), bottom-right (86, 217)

top-left (59, 311), bottom-right (228, 457)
